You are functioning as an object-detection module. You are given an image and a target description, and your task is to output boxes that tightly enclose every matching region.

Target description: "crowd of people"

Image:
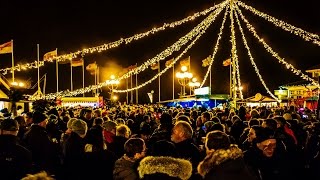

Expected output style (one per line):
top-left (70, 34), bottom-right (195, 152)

top-left (0, 103), bottom-right (320, 180)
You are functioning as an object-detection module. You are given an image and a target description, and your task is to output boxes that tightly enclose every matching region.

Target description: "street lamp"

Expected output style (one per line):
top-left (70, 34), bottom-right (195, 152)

top-left (105, 75), bottom-right (120, 99)
top-left (189, 77), bottom-right (201, 94)
top-left (176, 66), bottom-right (193, 97)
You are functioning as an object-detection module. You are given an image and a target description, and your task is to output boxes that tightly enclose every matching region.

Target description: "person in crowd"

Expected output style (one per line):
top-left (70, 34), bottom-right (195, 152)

top-left (244, 127), bottom-right (294, 180)
top-left (80, 109), bottom-right (94, 128)
top-left (62, 119), bottom-right (88, 179)
top-left (113, 138), bottom-right (146, 180)
top-left (149, 113), bottom-right (173, 146)
top-left (171, 121), bottom-right (200, 173)
top-left (109, 124), bottom-right (131, 158)
top-left (198, 130), bottom-right (257, 180)
top-left (102, 120), bottom-right (117, 146)
top-left (23, 111), bottom-right (60, 176)
top-left (24, 112), bottom-right (33, 128)
top-left (15, 115), bottom-right (28, 141)
top-left (0, 118), bottom-right (33, 180)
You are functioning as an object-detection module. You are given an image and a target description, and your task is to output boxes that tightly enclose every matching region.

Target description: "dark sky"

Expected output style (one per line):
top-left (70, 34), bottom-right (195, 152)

top-left (1, 0), bottom-right (320, 103)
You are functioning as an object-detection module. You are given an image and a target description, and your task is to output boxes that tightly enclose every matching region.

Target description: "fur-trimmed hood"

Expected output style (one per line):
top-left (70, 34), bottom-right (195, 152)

top-left (197, 144), bottom-right (243, 177)
top-left (138, 156), bottom-right (192, 180)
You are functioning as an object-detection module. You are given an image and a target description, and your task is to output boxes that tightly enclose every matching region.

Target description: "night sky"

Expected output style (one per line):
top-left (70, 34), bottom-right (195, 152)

top-left (1, 0), bottom-right (320, 103)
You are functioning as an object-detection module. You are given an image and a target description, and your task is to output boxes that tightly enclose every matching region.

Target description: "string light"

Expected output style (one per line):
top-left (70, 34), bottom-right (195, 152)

top-left (113, 6), bottom-right (227, 93)
top-left (230, 2), bottom-right (243, 99)
top-left (1, 1), bottom-right (227, 75)
top-left (236, 1), bottom-right (320, 46)
top-left (200, 5), bottom-right (229, 87)
top-left (41, 1), bottom-right (229, 99)
top-left (236, 6), bottom-right (320, 88)
top-left (234, 6), bottom-right (279, 101)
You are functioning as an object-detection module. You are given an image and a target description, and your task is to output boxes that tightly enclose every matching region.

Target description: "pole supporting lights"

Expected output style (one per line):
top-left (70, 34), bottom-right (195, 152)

top-left (176, 66), bottom-right (193, 97)
top-left (105, 75), bottom-right (120, 99)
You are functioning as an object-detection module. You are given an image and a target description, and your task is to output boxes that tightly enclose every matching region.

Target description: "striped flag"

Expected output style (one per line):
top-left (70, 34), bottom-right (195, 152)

top-left (43, 49), bottom-right (57, 60)
top-left (165, 58), bottom-right (174, 67)
top-left (71, 58), bottom-right (84, 67)
top-left (151, 62), bottom-right (159, 70)
top-left (0, 41), bottom-right (12, 54)
top-left (223, 58), bottom-right (231, 66)
top-left (202, 56), bottom-right (211, 67)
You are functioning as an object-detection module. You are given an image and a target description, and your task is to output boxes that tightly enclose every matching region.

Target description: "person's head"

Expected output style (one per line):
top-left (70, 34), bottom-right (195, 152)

top-left (124, 138), bottom-right (146, 159)
top-left (254, 127), bottom-right (276, 157)
top-left (176, 115), bottom-right (192, 125)
top-left (262, 118), bottom-right (277, 130)
top-left (209, 123), bottom-right (225, 132)
top-left (171, 121), bottom-right (193, 143)
top-left (149, 140), bottom-right (177, 157)
top-left (205, 130), bottom-right (230, 152)
top-left (0, 118), bottom-right (19, 136)
top-left (84, 109), bottom-right (92, 120)
top-left (115, 118), bottom-right (125, 125)
top-left (103, 120), bottom-right (117, 134)
top-left (273, 116), bottom-right (286, 128)
top-left (248, 125), bottom-right (263, 143)
top-left (249, 118), bottom-right (260, 127)
top-left (143, 115), bottom-right (151, 123)
top-left (25, 112), bottom-right (33, 125)
top-left (201, 112), bottom-right (211, 124)
top-left (116, 124), bottom-right (131, 138)
top-left (283, 113), bottom-right (292, 121)
top-left (32, 111), bottom-right (48, 128)
top-left (71, 119), bottom-right (88, 138)
top-left (93, 117), bottom-right (104, 127)
top-left (94, 109), bottom-right (102, 118)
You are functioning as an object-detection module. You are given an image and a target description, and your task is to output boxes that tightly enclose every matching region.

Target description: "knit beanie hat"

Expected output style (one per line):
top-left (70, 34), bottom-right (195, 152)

top-left (71, 119), bottom-right (88, 136)
top-left (32, 111), bottom-right (48, 124)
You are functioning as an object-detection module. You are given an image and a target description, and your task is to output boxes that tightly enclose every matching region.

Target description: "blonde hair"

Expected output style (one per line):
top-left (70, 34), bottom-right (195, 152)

top-left (21, 171), bottom-right (54, 180)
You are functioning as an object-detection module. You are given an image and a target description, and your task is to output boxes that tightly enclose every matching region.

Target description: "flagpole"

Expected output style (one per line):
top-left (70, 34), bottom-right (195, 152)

top-left (209, 56), bottom-right (212, 95)
top-left (56, 48), bottom-right (59, 93)
top-left (136, 63), bottom-right (138, 104)
top-left (173, 63), bottom-right (175, 100)
top-left (158, 61), bottom-right (160, 103)
top-left (71, 60), bottom-right (73, 91)
top-left (82, 58), bottom-right (85, 97)
top-left (126, 77), bottom-right (129, 104)
top-left (11, 40), bottom-right (14, 83)
top-left (94, 62), bottom-right (97, 96)
top-left (37, 44), bottom-right (40, 94)
top-left (97, 66), bottom-right (100, 95)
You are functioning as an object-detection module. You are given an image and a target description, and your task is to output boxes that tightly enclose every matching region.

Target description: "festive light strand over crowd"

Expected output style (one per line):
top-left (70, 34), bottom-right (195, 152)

top-left (41, 1), bottom-right (229, 99)
top-left (200, 5), bottom-right (229, 88)
top-left (230, 3), bottom-right (243, 99)
top-left (236, 1), bottom-right (320, 46)
top-left (113, 6), bottom-right (228, 93)
top-left (234, 6), bottom-right (279, 101)
top-left (236, 6), bottom-right (320, 88)
top-left (0, 1), bottom-right (226, 75)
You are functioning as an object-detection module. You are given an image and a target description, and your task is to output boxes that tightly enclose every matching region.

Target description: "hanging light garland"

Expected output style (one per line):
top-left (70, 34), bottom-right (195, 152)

top-left (236, 1), bottom-right (320, 46)
top-left (230, 2), bottom-right (243, 99)
top-left (236, 6), bottom-right (320, 88)
top-left (1, 1), bottom-right (227, 75)
top-left (200, 5), bottom-right (229, 87)
top-left (41, 1), bottom-right (229, 100)
top-left (234, 6), bottom-right (279, 101)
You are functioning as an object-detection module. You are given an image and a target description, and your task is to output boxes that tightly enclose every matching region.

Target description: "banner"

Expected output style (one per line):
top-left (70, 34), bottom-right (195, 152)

top-left (151, 62), bottom-right (159, 70)
top-left (71, 58), bottom-right (84, 67)
top-left (86, 62), bottom-right (97, 75)
top-left (0, 41), bottom-right (12, 54)
top-left (202, 56), bottom-right (211, 67)
top-left (180, 57), bottom-right (190, 67)
top-left (43, 49), bottom-right (57, 60)
top-left (222, 58), bottom-right (231, 66)
top-left (165, 58), bottom-right (174, 67)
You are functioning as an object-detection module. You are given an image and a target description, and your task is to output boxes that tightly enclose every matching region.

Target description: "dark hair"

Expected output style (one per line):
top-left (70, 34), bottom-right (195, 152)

top-left (143, 115), bottom-right (150, 122)
top-left (177, 115), bottom-right (192, 125)
top-left (150, 140), bottom-right (177, 157)
top-left (209, 123), bottom-right (225, 132)
top-left (249, 118), bottom-right (260, 127)
top-left (211, 116), bottom-right (221, 124)
top-left (202, 112), bottom-right (211, 121)
top-left (273, 116), bottom-right (286, 128)
top-left (206, 130), bottom-right (230, 150)
top-left (93, 117), bottom-right (104, 126)
top-left (264, 118), bottom-right (277, 131)
top-left (124, 138), bottom-right (145, 158)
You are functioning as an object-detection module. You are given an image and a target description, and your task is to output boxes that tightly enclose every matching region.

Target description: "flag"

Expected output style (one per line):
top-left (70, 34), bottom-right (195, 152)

top-left (0, 41), bottom-right (12, 54)
top-left (71, 58), bottom-right (84, 67)
top-left (86, 62), bottom-right (97, 71)
top-left (165, 58), bottom-right (174, 67)
top-left (202, 56), bottom-right (211, 67)
top-left (223, 58), bottom-right (231, 66)
top-left (127, 64), bottom-right (137, 71)
top-left (151, 62), bottom-right (159, 70)
top-left (180, 57), bottom-right (190, 67)
top-left (43, 49), bottom-right (57, 60)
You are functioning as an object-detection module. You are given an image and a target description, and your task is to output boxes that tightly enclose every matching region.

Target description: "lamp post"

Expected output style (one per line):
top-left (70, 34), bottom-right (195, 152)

top-left (105, 75), bottom-right (120, 100)
top-left (189, 77), bottom-right (200, 94)
top-left (176, 66), bottom-right (193, 97)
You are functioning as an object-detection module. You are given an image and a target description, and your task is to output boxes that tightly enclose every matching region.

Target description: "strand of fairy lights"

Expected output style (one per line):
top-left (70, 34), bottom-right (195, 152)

top-left (40, 1), bottom-right (229, 99)
top-left (234, 6), bottom-right (279, 101)
top-left (236, 1), bottom-right (320, 46)
top-left (200, 5), bottom-right (229, 87)
top-left (0, 1), bottom-right (227, 75)
top-left (113, 6), bottom-right (225, 93)
top-left (230, 3), bottom-right (243, 99)
top-left (117, 1), bottom-right (228, 81)
top-left (236, 6), bottom-right (320, 88)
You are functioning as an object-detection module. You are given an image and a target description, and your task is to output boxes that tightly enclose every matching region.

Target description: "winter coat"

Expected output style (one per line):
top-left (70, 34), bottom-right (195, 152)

top-left (198, 144), bottom-right (257, 180)
top-left (138, 156), bottom-right (192, 180)
top-left (113, 156), bottom-right (140, 180)
top-left (174, 138), bottom-right (201, 171)
top-left (0, 135), bottom-right (33, 180)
